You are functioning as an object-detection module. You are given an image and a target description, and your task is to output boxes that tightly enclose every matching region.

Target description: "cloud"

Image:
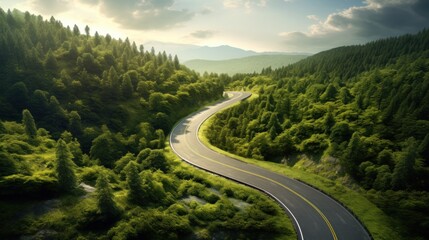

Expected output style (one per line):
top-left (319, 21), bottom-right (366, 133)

top-left (223, 0), bottom-right (267, 10)
top-left (98, 0), bottom-right (195, 30)
top-left (280, 0), bottom-right (429, 52)
top-left (200, 8), bottom-right (213, 15)
top-left (190, 30), bottom-right (215, 39)
top-left (307, 15), bottom-right (319, 21)
top-left (79, 0), bottom-right (99, 5)
top-left (31, 0), bottom-right (70, 15)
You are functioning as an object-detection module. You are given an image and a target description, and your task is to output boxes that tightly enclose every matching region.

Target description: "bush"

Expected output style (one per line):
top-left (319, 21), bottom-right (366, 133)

top-left (141, 150), bottom-right (169, 172)
top-left (0, 172), bottom-right (59, 198)
top-left (108, 209), bottom-right (191, 240)
top-left (1, 139), bottom-right (33, 154)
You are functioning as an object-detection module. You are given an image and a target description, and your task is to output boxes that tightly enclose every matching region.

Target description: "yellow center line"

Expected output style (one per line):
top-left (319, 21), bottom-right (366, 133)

top-left (178, 92), bottom-right (338, 240)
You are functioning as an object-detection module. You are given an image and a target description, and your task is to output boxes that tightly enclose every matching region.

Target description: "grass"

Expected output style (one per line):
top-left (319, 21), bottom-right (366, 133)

top-left (197, 96), bottom-right (401, 240)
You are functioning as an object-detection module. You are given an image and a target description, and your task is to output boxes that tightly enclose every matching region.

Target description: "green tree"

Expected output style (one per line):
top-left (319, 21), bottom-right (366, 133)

top-left (96, 173), bottom-right (120, 219)
top-left (373, 165), bottom-right (392, 191)
top-left (22, 109), bottom-right (37, 139)
top-left (125, 161), bottom-right (145, 205)
top-left (155, 129), bottom-right (165, 149)
top-left (6, 82), bottom-right (29, 112)
top-left (142, 149), bottom-right (169, 172)
top-left (376, 149), bottom-right (394, 169)
top-left (73, 24), bottom-right (80, 36)
top-left (320, 84), bottom-right (337, 102)
top-left (68, 111), bottom-right (83, 137)
top-left (44, 49), bottom-right (58, 70)
top-left (29, 90), bottom-right (49, 119)
top-left (330, 122), bottom-right (351, 144)
top-left (56, 139), bottom-right (78, 193)
top-left (323, 108), bottom-right (335, 134)
top-left (339, 87), bottom-right (352, 104)
top-left (84, 25), bottom-right (90, 37)
top-left (90, 132), bottom-right (124, 168)
top-left (392, 138), bottom-right (418, 190)
top-left (342, 132), bottom-right (362, 177)
top-left (94, 31), bottom-right (101, 45)
top-left (121, 73), bottom-right (133, 98)
top-left (174, 55), bottom-right (180, 69)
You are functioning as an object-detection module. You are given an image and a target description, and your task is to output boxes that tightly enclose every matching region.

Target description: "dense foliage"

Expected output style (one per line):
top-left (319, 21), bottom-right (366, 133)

top-left (208, 30), bottom-right (429, 239)
top-left (0, 9), bottom-right (295, 239)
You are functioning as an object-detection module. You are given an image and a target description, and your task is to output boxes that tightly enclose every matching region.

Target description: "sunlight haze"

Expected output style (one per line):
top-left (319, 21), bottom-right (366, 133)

top-left (1, 0), bottom-right (428, 53)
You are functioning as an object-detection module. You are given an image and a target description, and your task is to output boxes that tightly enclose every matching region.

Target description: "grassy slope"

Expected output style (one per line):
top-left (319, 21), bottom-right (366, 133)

top-left (198, 94), bottom-right (402, 240)
top-left (184, 54), bottom-right (309, 75)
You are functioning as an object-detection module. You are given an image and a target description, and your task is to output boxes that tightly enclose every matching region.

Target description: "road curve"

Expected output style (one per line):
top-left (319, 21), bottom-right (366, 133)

top-left (170, 91), bottom-right (371, 240)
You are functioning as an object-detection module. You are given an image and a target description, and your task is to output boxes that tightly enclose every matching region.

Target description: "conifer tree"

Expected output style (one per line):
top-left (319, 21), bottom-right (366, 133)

top-left (323, 108), bottom-right (335, 134)
top-left (22, 109), bottom-right (37, 138)
top-left (392, 138), bottom-right (418, 190)
top-left (44, 49), bottom-right (58, 70)
top-left (84, 25), bottom-right (90, 37)
top-left (68, 111), bottom-right (83, 137)
top-left (56, 139), bottom-right (78, 193)
top-left (173, 55), bottom-right (180, 69)
top-left (121, 73), bottom-right (133, 98)
top-left (125, 161), bottom-right (145, 205)
top-left (73, 24), bottom-right (80, 36)
top-left (94, 31), bottom-right (101, 45)
top-left (342, 132), bottom-right (361, 177)
top-left (96, 173), bottom-right (120, 219)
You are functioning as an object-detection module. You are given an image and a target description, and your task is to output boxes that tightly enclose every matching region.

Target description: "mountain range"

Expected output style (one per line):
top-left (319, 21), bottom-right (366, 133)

top-left (145, 41), bottom-right (309, 61)
top-left (184, 54), bottom-right (309, 75)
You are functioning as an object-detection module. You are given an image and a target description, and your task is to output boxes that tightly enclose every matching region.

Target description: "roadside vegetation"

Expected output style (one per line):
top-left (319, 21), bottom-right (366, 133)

top-left (0, 9), bottom-right (295, 239)
top-left (204, 30), bottom-right (429, 240)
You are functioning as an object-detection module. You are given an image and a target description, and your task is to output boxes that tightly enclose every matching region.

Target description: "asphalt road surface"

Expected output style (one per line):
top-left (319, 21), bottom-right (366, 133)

top-left (170, 91), bottom-right (371, 240)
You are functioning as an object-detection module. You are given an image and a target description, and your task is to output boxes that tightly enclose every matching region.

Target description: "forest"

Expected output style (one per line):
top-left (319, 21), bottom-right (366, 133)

top-left (1, 6), bottom-right (429, 240)
top-left (0, 9), bottom-right (295, 239)
top-left (206, 29), bottom-right (429, 239)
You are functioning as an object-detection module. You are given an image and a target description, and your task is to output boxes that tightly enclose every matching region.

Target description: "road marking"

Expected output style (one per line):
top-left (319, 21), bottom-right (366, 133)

top-left (183, 131), bottom-right (338, 240)
top-left (170, 92), bottom-right (338, 240)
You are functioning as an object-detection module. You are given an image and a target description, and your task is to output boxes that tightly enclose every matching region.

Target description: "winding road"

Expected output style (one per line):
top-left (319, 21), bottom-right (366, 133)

top-left (170, 91), bottom-right (371, 240)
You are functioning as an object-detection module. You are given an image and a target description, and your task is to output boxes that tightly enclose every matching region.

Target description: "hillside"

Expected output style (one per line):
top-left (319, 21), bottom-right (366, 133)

top-left (184, 54), bottom-right (309, 75)
top-left (0, 8), bottom-right (295, 239)
top-left (146, 41), bottom-right (258, 61)
top-left (208, 30), bottom-right (429, 239)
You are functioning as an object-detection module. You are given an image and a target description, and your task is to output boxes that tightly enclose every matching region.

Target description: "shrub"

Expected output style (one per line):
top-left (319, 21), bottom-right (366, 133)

top-left (0, 173), bottom-right (59, 198)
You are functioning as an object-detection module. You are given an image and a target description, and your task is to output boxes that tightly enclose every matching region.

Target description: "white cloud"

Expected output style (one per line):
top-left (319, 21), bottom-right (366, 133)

top-left (307, 15), bottom-right (319, 21)
top-left (31, 0), bottom-right (70, 15)
top-left (190, 30), bottom-right (215, 39)
top-left (223, 0), bottom-right (268, 10)
top-left (280, 0), bottom-right (429, 52)
top-left (97, 0), bottom-right (195, 30)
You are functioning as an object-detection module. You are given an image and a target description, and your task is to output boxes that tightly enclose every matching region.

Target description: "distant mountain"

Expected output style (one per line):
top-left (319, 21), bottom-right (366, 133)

top-left (145, 41), bottom-right (308, 62)
top-left (183, 54), bottom-right (309, 75)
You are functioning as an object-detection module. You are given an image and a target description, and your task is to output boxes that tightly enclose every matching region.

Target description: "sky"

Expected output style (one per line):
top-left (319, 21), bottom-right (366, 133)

top-left (1, 0), bottom-right (428, 53)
